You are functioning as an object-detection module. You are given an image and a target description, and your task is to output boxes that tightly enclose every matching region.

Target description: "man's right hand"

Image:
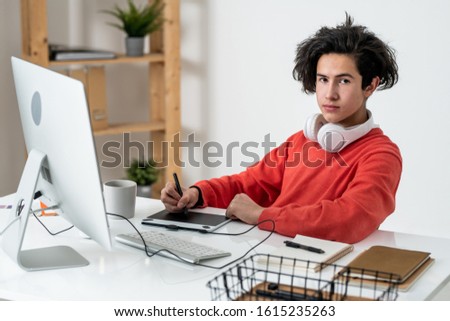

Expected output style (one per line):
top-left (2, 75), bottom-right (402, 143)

top-left (160, 182), bottom-right (199, 213)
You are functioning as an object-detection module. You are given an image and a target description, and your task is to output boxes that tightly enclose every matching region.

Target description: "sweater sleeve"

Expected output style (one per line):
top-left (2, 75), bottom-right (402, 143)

top-left (258, 148), bottom-right (402, 244)
top-left (194, 140), bottom-right (292, 208)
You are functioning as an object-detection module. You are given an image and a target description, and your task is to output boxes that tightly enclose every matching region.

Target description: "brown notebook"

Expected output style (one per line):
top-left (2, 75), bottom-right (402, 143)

top-left (345, 245), bottom-right (431, 283)
top-left (342, 257), bottom-right (435, 292)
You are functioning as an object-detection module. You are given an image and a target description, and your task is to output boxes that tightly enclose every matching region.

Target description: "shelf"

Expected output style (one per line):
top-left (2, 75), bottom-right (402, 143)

top-left (93, 121), bottom-right (166, 136)
top-left (21, 0), bottom-right (181, 198)
top-left (49, 53), bottom-right (165, 67)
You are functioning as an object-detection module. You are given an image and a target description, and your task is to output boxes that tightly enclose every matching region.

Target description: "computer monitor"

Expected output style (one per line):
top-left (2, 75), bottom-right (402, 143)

top-left (1, 57), bottom-right (112, 271)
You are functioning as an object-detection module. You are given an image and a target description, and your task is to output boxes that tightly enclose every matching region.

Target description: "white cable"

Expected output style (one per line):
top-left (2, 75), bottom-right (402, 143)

top-left (0, 216), bottom-right (21, 235)
top-left (31, 204), bottom-right (60, 214)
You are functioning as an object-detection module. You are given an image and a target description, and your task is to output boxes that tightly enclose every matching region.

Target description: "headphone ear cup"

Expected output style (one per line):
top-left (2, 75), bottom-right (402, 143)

top-left (304, 113), bottom-right (327, 142)
top-left (317, 123), bottom-right (346, 153)
top-left (305, 110), bottom-right (375, 152)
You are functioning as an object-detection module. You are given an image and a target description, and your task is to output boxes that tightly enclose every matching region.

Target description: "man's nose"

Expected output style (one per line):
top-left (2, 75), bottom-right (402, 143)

top-left (325, 83), bottom-right (339, 100)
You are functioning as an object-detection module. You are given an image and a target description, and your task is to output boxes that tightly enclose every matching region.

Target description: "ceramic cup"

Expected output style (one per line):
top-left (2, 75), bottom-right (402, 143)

top-left (103, 179), bottom-right (137, 219)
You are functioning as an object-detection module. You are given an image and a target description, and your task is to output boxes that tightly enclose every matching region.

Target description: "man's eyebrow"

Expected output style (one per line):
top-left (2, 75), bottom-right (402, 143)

top-left (336, 73), bottom-right (355, 79)
top-left (316, 73), bottom-right (355, 79)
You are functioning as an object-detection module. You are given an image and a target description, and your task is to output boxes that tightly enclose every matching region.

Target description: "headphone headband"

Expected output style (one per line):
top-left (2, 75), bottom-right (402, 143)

top-left (304, 110), bottom-right (376, 153)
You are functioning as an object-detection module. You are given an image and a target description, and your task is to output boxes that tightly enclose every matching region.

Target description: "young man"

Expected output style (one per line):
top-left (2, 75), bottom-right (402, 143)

top-left (161, 15), bottom-right (402, 244)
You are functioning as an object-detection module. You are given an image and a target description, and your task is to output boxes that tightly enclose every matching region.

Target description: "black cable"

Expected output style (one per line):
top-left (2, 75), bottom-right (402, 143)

top-left (196, 219), bottom-right (275, 270)
top-left (108, 212), bottom-right (276, 270)
top-left (26, 200), bottom-right (276, 269)
top-left (202, 220), bottom-right (273, 236)
top-left (31, 191), bottom-right (74, 235)
top-left (107, 213), bottom-right (154, 258)
top-left (31, 211), bottom-right (74, 236)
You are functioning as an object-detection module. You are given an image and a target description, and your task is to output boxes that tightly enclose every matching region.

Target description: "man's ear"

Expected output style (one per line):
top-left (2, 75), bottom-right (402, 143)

top-left (364, 76), bottom-right (380, 98)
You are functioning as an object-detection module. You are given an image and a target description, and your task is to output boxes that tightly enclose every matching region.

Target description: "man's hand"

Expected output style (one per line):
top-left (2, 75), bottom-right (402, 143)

top-left (225, 193), bottom-right (265, 225)
top-left (161, 182), bottom-right (199, 212)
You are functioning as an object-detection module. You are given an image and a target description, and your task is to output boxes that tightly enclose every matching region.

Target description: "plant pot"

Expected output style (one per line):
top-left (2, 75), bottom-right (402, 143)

top-left (137, 185), bottom-right (152, 198)
top-left (125, 37), bottom-right (145, 57)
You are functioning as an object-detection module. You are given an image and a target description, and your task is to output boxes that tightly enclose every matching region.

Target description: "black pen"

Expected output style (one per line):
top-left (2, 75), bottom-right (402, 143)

top-left (284, 240), bottom-right (325, 254)
top-left (173, 173), bottom-right (188, 215)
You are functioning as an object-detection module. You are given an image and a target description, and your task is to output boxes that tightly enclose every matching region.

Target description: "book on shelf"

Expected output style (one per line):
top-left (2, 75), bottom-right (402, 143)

top-left (49, 44), bottom-right (116, 61)
top-left (259, 234), bottom-right (354, 272)
top-left (339, 245), bottom-right (434, 292)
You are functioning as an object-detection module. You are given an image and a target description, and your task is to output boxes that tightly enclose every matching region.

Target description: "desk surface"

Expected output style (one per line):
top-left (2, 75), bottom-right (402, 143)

top-left (0, 195), bottom-right (449, 301)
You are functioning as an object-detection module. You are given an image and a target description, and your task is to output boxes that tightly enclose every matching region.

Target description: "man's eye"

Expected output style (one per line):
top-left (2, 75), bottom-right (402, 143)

top-left (318, 77), bottom-right (328, 83)
top-left (340, 79), bottom-right (350, 84)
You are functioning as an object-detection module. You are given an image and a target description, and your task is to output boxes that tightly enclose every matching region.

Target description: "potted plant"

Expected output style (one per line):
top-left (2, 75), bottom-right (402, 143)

top-left (126, 159), bottom-right (159, 197)
top-left (102, 0), bottom-right (164, 56)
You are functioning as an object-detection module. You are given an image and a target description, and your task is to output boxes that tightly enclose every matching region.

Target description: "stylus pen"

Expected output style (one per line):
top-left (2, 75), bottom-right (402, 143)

top-left (173, 173), bottom-right (188, 215)
top-left (284, 240), bottom-right (325, 254)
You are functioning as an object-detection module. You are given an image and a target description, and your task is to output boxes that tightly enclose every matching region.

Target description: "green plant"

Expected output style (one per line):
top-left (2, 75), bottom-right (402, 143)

top-left (102, 0), bottom-right (164, 37)
top-left (126, 159), bottom-right (159, 186)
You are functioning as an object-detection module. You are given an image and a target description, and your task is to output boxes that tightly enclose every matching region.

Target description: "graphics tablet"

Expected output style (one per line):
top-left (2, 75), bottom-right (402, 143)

top-left (141, 207), bottom-right (231, 232)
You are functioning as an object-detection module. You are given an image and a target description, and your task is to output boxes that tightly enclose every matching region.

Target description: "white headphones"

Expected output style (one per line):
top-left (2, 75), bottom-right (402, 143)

top-left (303, 110), bottom-right (377, 153)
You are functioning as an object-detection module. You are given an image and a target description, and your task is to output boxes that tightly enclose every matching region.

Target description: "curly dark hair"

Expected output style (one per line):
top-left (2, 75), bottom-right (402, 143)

top-left (292, 14), bottom-right (398, 94)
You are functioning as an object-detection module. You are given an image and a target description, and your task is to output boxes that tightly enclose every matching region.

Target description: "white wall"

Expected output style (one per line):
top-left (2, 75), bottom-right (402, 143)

top-left (181, 0), bottom-right (450, 239)
top-left (1, 0), bottom-right (449, 240)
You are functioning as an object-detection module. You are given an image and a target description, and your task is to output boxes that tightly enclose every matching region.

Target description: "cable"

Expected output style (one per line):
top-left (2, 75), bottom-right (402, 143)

top-left (0, 204), bottom-right (60, 236)
top-left (4, 190), bottom-right (276, 268)
top-left (107, 212), bottom-right (276, 270)
top-left (0, 216), bottom-right (21, 236)
top-left (0, 188), bottom-right (70, 236)
top-left (31, 210), bottom-right (74, 235)
top-left (194, 219), bottom-right (275, 270)
top-left (31, 204), bottom-right (60, 214)
top-left (107, 213), bottom-right (154, 257)
top-left (29, 203), bottom-right (74, 236)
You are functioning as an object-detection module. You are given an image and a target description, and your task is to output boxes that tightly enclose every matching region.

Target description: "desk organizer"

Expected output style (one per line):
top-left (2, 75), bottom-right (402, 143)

top-left (207, 254), bottom-right (400, 301)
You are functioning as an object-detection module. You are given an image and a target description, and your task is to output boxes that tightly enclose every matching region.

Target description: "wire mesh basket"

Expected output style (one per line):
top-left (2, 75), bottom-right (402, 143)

top-left (207, 254), bottom-right (400, 301)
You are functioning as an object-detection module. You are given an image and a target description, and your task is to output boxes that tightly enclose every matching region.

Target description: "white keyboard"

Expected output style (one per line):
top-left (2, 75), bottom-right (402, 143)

top-left (115, 230), bottom-right (231, 264)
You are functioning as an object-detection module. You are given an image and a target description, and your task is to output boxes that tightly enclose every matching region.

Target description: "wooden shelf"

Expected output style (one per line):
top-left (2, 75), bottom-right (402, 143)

top-left (93, 121), bottom-right (166, 136)
top-left (49, 53), bottom-right (165, 67)
top-left (20, 0), bottom-right (181, 198)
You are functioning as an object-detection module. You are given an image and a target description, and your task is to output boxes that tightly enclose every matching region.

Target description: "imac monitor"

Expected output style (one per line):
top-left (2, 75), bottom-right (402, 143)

top-left (1, 57), bottom-right (111, 271)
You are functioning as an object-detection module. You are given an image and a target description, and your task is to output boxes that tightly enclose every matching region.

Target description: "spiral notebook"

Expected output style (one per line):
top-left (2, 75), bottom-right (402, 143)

top-left (261, 235), bottom-right (354, 272)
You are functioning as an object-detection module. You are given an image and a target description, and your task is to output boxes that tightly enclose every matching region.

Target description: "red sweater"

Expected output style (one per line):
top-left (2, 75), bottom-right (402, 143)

top-left (194, 128), bottom-right (402, 244)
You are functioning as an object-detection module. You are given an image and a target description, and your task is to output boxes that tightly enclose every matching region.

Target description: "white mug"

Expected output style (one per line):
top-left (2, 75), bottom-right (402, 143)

top-left (103, 179), bottom-right (137, 219)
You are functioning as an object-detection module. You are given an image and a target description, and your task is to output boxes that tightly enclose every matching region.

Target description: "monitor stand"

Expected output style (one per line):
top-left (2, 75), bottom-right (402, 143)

top-left (1, 149), bottom-right (89, 271)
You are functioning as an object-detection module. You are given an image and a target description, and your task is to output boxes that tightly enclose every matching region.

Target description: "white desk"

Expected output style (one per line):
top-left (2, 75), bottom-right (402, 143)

top-left (0, 195), bottom-right (449, 301)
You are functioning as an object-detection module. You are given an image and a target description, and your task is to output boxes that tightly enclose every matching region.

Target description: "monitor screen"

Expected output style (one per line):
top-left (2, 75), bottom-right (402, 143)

top-left (2, 57), bottom-right (111, 271)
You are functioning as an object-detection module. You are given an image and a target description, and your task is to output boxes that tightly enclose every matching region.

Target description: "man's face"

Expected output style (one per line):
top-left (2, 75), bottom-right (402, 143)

top-left (315, 53), bottom-right (376, 127)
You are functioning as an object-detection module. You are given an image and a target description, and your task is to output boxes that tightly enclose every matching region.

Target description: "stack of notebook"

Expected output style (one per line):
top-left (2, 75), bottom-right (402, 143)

top-left (341, 245), bottom-right (434, 291)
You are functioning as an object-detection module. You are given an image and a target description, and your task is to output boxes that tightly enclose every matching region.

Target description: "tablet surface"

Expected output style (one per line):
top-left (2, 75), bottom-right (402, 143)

top-left (141, 207), bottom-right (230, 232)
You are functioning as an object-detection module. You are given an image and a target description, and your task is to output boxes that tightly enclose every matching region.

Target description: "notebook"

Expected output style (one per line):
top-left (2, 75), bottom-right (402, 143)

top-left (49, 44), bottom-right (116, 61)
top-left (344, 245), bottom-right (431, 283)
top-left (339, 245), bottom-right (433, 291)
top-left (261, 235), bottom-right (354, 272)
top-left (341, 257), bottom-right (434, 292)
